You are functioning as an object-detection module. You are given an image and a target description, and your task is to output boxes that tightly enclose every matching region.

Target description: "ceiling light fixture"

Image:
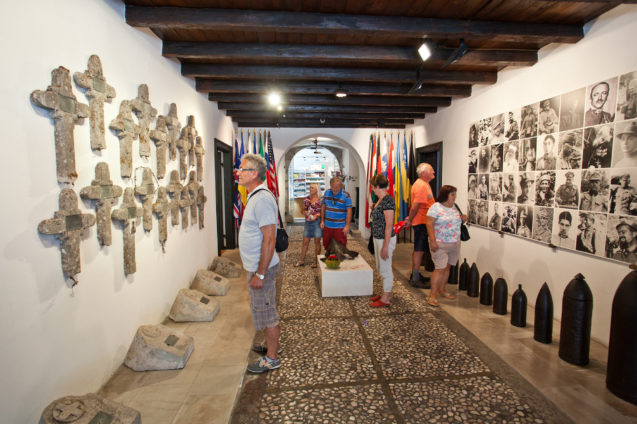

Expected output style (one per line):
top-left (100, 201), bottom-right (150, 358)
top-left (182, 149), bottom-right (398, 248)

top-left (418, 41), bottom-right (431, 61)
top-left (277, 104), bottom-right (283, 111)
top-left (267, 91), bottom-right (281, 106)
top-left (335, 84), bottom-right (347, 98)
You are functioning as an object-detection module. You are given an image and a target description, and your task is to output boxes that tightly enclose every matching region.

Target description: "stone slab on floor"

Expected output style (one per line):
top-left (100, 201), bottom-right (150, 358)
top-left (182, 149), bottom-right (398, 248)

top-left (124, 324), bottom-right (194, 371)
top-left (169, 288), bottom-right (220, 322)
top-left (209, 256), bottom-right (241, 278)
top-left (319, 254), bottom-right (373, 297)
top-left (40, 393), bottom-right (140, 424)
top-left (192, 269), bottom-right (231, 295)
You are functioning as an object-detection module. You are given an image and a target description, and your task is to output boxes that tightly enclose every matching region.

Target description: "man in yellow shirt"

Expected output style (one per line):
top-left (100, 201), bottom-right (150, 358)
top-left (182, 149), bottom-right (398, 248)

top-left (405, 163), bottom-right (436, 288)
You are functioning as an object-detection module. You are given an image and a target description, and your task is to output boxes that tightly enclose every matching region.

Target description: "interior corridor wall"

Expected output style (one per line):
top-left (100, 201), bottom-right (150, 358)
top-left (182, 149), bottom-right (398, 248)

top-left (409, 4), bottom-right (637, 346)
top-left (0, 0), bottom-right (233, 422)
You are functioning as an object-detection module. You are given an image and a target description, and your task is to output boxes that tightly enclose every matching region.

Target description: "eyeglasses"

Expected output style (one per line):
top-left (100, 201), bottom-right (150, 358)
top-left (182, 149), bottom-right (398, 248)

top-left (236, 168), bottom-right (255, 172)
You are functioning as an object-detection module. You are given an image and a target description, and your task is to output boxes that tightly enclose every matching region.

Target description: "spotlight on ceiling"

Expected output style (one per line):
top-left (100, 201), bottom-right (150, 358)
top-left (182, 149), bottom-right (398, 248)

top-left (320, 118), bottom-right (326, 124)
top-left (335, 90), bottom-right (347, 98)
top-left (267, 91), bottom-right (281, 106)
top-left (276, 104), bottom-right (283, 111)
top-left (418, 41), bottom-right (432, 61)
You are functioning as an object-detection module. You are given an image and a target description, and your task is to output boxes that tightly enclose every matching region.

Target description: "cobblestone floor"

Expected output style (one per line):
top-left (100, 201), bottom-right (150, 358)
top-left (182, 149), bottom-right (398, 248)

top-left (230, 226), bottom-right (573, 424)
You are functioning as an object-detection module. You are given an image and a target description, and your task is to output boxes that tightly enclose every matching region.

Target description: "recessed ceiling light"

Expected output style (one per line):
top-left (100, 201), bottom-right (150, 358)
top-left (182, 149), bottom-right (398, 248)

top-left (418, 42), bottom-right (431, 61)
top-left (267, 91), bottom-right (281, 106)
top-left (335, 90), bottom-right (347, 98)
top-left (277, 104), bottom-right (283, 111)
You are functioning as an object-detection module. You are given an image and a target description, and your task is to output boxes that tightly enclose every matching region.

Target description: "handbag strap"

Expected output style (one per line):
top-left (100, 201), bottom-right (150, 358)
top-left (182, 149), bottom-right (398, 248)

top-left (454, 203), bottom-right (463, 215)
top-left (247, 188), bottom-right (284, 228)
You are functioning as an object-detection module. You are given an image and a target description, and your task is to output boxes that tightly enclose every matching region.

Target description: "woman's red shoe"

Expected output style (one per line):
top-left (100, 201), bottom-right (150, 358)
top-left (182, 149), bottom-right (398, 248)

top-left (369, 300), bottom-right (390, 308)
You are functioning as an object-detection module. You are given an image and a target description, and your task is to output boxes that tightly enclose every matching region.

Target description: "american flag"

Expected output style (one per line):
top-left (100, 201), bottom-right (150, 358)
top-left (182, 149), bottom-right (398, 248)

top-left (266, 131), bottom-right (280, 198)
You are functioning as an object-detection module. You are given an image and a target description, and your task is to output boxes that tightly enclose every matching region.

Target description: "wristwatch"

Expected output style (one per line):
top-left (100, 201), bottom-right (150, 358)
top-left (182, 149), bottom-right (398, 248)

top-left (255, 272), bottom-right (265, 280)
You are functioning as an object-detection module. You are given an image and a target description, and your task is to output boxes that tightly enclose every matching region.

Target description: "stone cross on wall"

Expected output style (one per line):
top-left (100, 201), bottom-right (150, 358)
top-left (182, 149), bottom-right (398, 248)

top-left (73, 55), bottom-right (116, 151)
top-left (186, 116), bottom-right (197, 168)
top-left (186, 170), bottom-right (200, 225)
top-left (150, 115), bottom-right (168, 179)
top-left (197, 185), bottom-right (207, 229)
top-left (134, 167), bottom-right (156, 232)
top-left (166, 170), bottom-right (183, 227)
top-left (194, 136), bottom-right (205, 182)
top-left (80, 162), bottom-right (123, 247)
top-left (109, 100), bottom-right (139, 178)
top-left (111, 188), bottom-right (142, 275)
top-left (31, 66), bottom-right (89, 184)
top-left (153, 187), bottom-right (170, 252)
top-left (176, 116), bottom-right (197, 180)
top-left (130, 84), bottom-right (157, 158)
top-left (179, 186), bottom-right (193, 229)
top-left (165, 103), bottom-right (181, 161)
top-left (38, 188), bottom-right (96, 280)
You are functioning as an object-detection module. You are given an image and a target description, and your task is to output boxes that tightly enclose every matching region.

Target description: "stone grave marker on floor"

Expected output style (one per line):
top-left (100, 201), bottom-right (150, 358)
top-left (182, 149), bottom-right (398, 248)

top-left (38, 189), bottom-right (95, 280)
top-left (109, 100), bottom-right (139, 178)
top-left (111, 188), bottom-right (142, 275)
top-left (197, 185), bottom-right (207, 229)
top-left (39, 393), bottom-right (140, 424)
top-left (130, 84), bottom-right (157, 158)
top-left (169, 288), bottom-right (220, 322)
top-left (166, 170), bottom-right (183, 227)
top-left (153, 187), bottom-right (170, 252)
top-left (80, 162), bottom-right (122, 247)
top-left (31, 66), bottom-right (88, 184)
top-left (191, 269), bottom-right (231, 296)
top-left (124, 324), bottom-right (194, 371)
top-left (318, 254), bottom-right (373, 297)
top-left (210, 256), bottom-right (242, 278)
top-left (134, 167), bottom-right (156, 232)
top-left (165, 103), bottom-right (181, 161)
top-left (73, 54), bottom-right (116, 151)
top-left (194, 135), bottom-right (205, 182)
top-left (150, 115), bottom-right (168, 179)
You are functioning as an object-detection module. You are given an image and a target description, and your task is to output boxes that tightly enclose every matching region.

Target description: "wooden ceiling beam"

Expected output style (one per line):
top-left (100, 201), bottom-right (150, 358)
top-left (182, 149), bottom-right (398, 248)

top-left (227, 111), bottom-right (426, 120)
top-left (126, 7), bottom-right (583, 44)
top-left (219, 103), bottom-right (437, 114)
top-left (209, 93), bottom-right (451, 107)
top-left (237, 122), bottom-right (406, 128)
top-left (183, 64), bottom-right (497, 84)
top-left (196, 80), bottom-right (472, 97)
top-left (235, 118), bottom-right (412, 127)
top-left (164, 42), bottom-right (537, 67)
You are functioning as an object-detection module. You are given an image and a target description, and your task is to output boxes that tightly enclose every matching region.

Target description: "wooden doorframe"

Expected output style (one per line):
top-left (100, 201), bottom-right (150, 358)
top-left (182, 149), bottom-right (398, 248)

top-left (214, 138), bottom-right (235, 254)
top-left (416, 141), bottom-right (443, 196)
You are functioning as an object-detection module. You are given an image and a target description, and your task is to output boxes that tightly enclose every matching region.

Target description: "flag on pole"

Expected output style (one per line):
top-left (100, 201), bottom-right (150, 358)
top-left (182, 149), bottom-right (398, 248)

top-left (233, 131), bottom-right (243, 227)
top-left (388, 132), bottom-right (394, 199)
top-left (251, 129), bottom-right (257, 154)
top-left (258, 130), bottom-right (265, 159)
top-left (365, 133), bottom-right (374, 228)
top-left (400, 131), bottom-right (410, 220)
top-left (239, 130), bottom-right (247, 205)
top-left (408, 130), bottom-right (417, 184)
top-left (266, 131), bottom-right (280, 198)
top-left (394, 132), bottom-right (401, 224)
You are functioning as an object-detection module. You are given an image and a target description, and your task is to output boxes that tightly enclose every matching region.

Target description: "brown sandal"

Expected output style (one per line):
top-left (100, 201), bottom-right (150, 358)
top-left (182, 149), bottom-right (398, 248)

top-left (294, 261), bottom-right (305, 267)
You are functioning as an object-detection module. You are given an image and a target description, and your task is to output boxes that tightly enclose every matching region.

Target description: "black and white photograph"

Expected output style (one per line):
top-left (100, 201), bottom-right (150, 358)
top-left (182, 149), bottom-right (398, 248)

top-left (605, 215), bottom-right (637, 263)
top-left (576, 212), bottom-right (608, 257)
top-left (469, 122), bottom-right (480, 148)
top-left (532, 206), bottom-right (554, 243)
top-left (477, 200), bottom-right (489, 226)
top-left (520, 102), bottom-right (539, 138)
top-left (517, 172), bottom-right (536, 205)
top-left (490, 143), bottom-right (503, 172)
top-left (488, 202), bottom-right (502, 231)
top-left (617, 70), bottom-right (637, 121)
top-left (535, 171), bottom-right (556, 207)
top-left (478, 117), bottom-right (492, 146)
top-left (557, 130), bottom-right (583, 169)
top-left (501, 204), bottom-right (517, 234)
top-left (468, 199), bottom-right (478, 225)
top-left (477, 174), bottom-right (489, 200)
top-left (519, 137), bottom-right (537, 171)
top-left (582, 124), bottom-right (613, 168)
top-left (579, 169), bottom-right (609, 212)
top-left (584, 78), bottom-right (617, 127)
top-left (516, 205), bottom-right (533, 238)
top-left (538, 97), bottom-right (560, 135)
top-left (502, 141), bottom-right (519, 172)
top-left (502, 173), bottom-right (517, 202)
top-left (505, 110), bottom-right (521, 141)
top-left (554, 170), bottom-right (581, 209)
top-left (468, 148), bottom-right (478, 173)
top-left (612, 119), bottom-right (637, 168)
top-left (560, 87), bottom-right (586, 132)
top-left (478, 145), bottom-right (491, 172)
top-left (551, 209), bottom-right (577, 249)
top-left (609, 169), bottom-right (637, 215)
top-left (489, 173), bottom-right (503, 201)
top-left (536, 134), bottom-right (558, 170)
top-left (468, 174), bottom-right (478, 199)
top-left (491, 113), bottom-right (506, 144)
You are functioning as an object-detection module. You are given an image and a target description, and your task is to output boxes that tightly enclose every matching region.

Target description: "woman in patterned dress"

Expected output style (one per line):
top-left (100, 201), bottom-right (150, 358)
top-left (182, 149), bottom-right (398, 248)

top-left (295, 183), bottom-right (323, 268)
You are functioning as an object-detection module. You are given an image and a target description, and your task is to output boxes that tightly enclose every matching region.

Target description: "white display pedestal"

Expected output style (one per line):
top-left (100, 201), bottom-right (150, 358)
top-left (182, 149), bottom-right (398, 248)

top-left (319, 254), bottom-right (373, 297)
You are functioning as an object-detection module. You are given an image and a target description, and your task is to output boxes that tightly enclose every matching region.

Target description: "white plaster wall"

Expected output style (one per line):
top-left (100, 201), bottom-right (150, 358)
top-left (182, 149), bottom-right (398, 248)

top-left (0, 1), bottom-right (233, 422)
top-left (408, 5), bottom-right (637, 346)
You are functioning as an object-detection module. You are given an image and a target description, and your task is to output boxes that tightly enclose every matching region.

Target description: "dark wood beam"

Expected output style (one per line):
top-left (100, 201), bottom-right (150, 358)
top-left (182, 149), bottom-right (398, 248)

top-left (237, 122), bottom-right (406, 128)
top-left (226, 111), bottom-right (426, 120)
top-left (183, 64), bottom-right (496, 85)
top-left (219, 103), bottom-right (437, 114)
top-left (235, 118), bottom-right (410, 128)
top-left (210, 93), bottom-right (450, 107)
top-left (164, 42), bottom-right (537, 67)
top-left (126, 7), bottom-right (583, 44)
top-left (196, 80), bottom-right (472, 98)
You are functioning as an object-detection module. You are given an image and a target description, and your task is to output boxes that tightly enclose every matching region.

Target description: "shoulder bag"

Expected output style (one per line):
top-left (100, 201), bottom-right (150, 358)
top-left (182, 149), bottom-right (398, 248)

top-left (454, 203), bottom-right (471, 242)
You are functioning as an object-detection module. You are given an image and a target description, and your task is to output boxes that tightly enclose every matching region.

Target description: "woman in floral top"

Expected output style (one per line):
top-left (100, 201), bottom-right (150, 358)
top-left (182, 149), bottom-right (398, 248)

top-left (425, 185), bottom-right (468, 306)
top-left (369, 174), bottom-right (396, 308)
top-left (295, 183), bottom-right (323, 268)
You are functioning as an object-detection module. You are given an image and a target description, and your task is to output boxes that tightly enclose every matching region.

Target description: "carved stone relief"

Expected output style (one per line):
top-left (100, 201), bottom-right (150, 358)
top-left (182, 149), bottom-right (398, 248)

top-left (150, 115), bottom-right (168, 179)
top-left (153, 187), bottom-right (170, 252)
top-left (79, 162), bottom-right (122, 246)
top-left (111, 188), bottom-right (142, 275)
top-left (165, 103), bottom-right (181, 161)
top-left (194, 136), bottom-right (205, 182)
top-left (177, 115), bottom-right (197, 179)
top-left (130, 84), bottom-right (157, 158)
top-left (179, 186), bottom-right (192, 229)
top-left (134, 167), bottom-right (156, 232)
top-left (31, 66), bottom-right (88, 183)
top-left (186, 170), bottom-right (199, 225)
top-left (166, 170), bottom-right (183, 227)
top-left (109, 100), bottom-right (139, 178)
top-left (197, 185), bottom-right (207, 229)
top-left (73, 55), bottom-right (116, 151)
top-left (39, 393), bottom-right (140, 424)
top-left (191, 270), bottom-right (230, 296)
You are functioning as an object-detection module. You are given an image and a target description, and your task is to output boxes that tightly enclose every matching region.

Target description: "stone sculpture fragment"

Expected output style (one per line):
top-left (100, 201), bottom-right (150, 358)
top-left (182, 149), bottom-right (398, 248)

top-left (134, 167), bottom-right (156, 232)
top-left (177, 115), bottom-right (197, 179)
top-left (39, 393), bottom-right (141, 424)
top-left (165, 103), bottom-right (181, 161)
top-left (79, 162), bottom-right (122, 246)
top-left (73, 54), bottom-right (116, 151)
top-left (124, 324), bottom-right (194, 371)
top-left (179, 186), bottom-right (192, 229)
top-left (109, 100), bottom-right (139, 178)
top-left (169, 289), bottom-right (220, 322)
top-left (31, 66), bottom-right (88, 184)
top-left (194, 135), bottom-right (205, 182)
top-left (186, 170), bottom-right (199, 225)
top-left (197, 185), bottom-right (207, 229)
top-left (38, 189), bottom-right (95, 281)
top-left (166, 170), bottom-right (183, 227)
top-left (150, 115), bottom-right (168, 179)
top-left (210, 256), bottom-right (242, 278)
top-left (111, 188), bottom-right (142, 275)
top-left (191, 269), bottom-right (231, 296)
top-left (130, 84), bottom-right (157, 158)
top-left (152, 187), bottom-right (170, 252)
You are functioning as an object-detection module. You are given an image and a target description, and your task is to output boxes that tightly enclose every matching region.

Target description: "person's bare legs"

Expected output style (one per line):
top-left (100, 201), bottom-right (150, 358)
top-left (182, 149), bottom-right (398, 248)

top-left (429, 264), bottom-right (450, 301)
top-left (312, 237), bottom-right (321, 267)
top-left (297, 237), bottom-right (310, 265)
top-left (265, 324), bottom-right (280, 359)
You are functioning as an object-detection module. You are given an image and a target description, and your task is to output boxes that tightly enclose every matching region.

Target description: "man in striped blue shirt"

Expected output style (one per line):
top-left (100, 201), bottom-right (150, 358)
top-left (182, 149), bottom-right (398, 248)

top-left (320, 176), bottom-right (352, 249)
